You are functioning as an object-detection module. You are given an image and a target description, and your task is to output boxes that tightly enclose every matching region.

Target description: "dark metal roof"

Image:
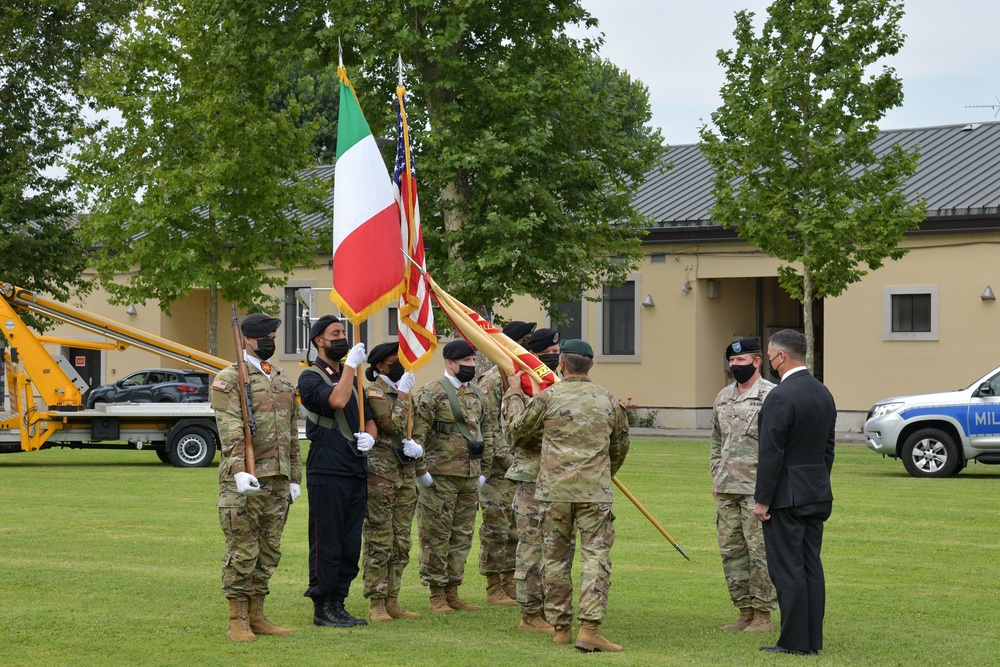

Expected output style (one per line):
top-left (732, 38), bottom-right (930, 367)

top-left (297, 164), bottom-right (335, 234)
top-left (636, 121), bottom-right (1000, 231)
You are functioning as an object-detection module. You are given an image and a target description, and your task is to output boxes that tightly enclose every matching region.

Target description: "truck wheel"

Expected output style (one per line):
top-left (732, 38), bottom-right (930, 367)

top-left (901, 428), bottom-right (960, 478)
top-left (167, 424), bottom-right (217, 468)
top-left (156, 448), bottom-right (171, 464)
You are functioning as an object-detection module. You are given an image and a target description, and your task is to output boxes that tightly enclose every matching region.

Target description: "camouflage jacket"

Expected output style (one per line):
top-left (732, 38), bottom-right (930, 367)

top-left (507, 376), bottom-right (630, 502)
top-left (500, 387), bottom-right (541, 482)
top-left (710, 375), bottom-right (774, 494)
top-left (474, 365), bottom-right (513, 476)
top-left (366, 376), bottom-right (417, 483)
top-left (212, 362), bottom-right (301, 484)
top-left (411, 375), bottom-right (495, 477)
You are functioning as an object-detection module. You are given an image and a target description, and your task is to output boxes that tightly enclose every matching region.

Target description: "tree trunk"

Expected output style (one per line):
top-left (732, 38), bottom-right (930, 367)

top-left (802, 266), bottom-right (814, 373)
top-left (208, 284), bottom-right (218, 356)
top-left (440, 177), bottom-right (466, 256)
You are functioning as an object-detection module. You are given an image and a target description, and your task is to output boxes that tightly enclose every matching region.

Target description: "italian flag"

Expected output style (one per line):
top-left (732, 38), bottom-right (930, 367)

top-left (330, 66), bottom-right (405, 324)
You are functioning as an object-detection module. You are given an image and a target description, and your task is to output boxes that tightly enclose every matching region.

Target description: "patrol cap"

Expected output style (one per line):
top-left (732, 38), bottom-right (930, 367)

top-left (560, 338), bottom-right (594, 359)
top-left (241, 313), bottom-right (281, 338)
top-left (502, 320), bottom-right (536, 342)
top-left (725, 338), bottom-right (762, 360)
top-left (367, 342), bottom-right (399, 365)
top-left (442, 339), bottom-right (475, 360)
top-left (309, 314), bottom-right (343, 341)
top-left (525, 328), bottom-right (560, 353)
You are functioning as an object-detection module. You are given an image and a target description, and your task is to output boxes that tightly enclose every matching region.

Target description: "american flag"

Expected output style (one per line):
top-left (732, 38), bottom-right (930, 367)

top-left (393, 84), bottom-right (437, 370)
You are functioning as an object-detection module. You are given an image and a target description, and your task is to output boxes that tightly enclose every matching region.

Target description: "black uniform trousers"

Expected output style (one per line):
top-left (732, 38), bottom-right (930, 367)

top-left (304, 473), bottom-right (367, 603)
top-left (762, 500), bottom-right (832, 653)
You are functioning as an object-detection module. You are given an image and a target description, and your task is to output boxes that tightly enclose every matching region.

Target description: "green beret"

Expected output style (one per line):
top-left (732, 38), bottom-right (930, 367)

top-left (560, 338), bottom-right (593, 359)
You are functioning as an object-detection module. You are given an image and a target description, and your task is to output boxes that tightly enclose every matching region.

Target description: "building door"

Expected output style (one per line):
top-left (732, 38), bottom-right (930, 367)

top-left (65, 347), bottom-right (102, 406)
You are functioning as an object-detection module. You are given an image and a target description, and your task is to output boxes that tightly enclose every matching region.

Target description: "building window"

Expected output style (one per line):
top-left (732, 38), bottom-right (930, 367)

top-left (883, 286), bottom-right (938, 341)
top-left (597, 275), bottom-right (641, 361)
top-left (283, 286), bottom-right (314, 355)
top-left (388, 306), bottom-right (399, 337)
top-left (550, 300), bottom-right (582, 340)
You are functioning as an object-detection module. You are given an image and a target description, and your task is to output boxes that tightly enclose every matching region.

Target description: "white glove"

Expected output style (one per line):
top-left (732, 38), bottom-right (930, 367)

top-left (234, 471), bottom-right (261, 495)
top-left (397, 372), bottom-right (416, 395)
top-left (417, 472), bottom-right (434, 487)
top-left (402, 438), bottom-right (423, 458)
top-left (354, 432), bottom-right (375, 452)
top-left (478, 474), bottom-right (487, 488)
top-left (344, 343), bottom-right (367, 369)
top-left (289, 483), bottom-right (301, 503)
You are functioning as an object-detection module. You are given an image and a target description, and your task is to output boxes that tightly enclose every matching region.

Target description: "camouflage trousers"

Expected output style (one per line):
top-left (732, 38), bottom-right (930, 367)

top-left (716, 493), bottom-right (777, 611)
top-left (542, 501), bottom-right (615, 626)
top-left (478, 475), bottom-right (517, 575)
top-left (417, 474), bottom-right (479, 588)
top-left (218, 475), bottom-right (291, 599)
top-left (513, 481), bottom-right (545, 614)
top-left (362, 473), bottom-right (418, 599)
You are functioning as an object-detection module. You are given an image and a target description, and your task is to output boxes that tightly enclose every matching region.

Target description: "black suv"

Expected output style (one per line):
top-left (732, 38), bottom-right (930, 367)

top-left (87, 368), bottom-right (210, 408)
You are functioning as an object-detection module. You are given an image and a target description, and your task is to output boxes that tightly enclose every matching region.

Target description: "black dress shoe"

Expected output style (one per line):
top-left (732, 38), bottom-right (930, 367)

top-left (330, 600), bottom-right (368, 627)
top-left (759, 644), bottom-right (817, 655)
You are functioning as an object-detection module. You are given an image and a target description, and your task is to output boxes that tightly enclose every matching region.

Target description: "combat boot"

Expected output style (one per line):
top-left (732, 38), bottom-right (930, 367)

top-left (248, 595), bottom-right (293, 635)
top-left (744, 609), bottom-right (773, 633)
top-left (313, 597), bottom-right (353, 628)
top-left (485, 574), bottom-right (517, 606)
top-left (501, 571), bottom-right (517, 599)
top-left (519, 612), bottom-right (555, 634)
top-left (226, 597), bottom-right (257, 642)
top-left (330, 600), bottom-right (367, 626)
top-left (575, 620), bottom-right (622, 653)
top-left (428, 586), bottom-right (455, 614)
top-left (385, 596), bottom-right (421, 619)
top-left (445, 584), bottom-right (483, 611)
top-left (368, 598), bottom-right (393, 623)
top-left (719, 607), bottom-right (754, 632)
top-left (553, 624), bottom-right (572, 645)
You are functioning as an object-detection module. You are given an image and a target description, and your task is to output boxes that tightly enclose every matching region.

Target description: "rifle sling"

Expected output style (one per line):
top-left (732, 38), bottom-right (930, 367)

top-left (436, 377), bottom-right (481, 442)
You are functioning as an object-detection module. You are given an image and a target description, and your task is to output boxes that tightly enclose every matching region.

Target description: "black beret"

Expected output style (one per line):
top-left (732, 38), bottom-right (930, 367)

top-left (725, 338), bottom-right (762, 360)
top-left (560, 338), bottom-right (594, 358)
top-left (367, 342), bottom-right (399, 365)
top-left (241, 313), bottom-right (281, 338)
top-left (309, 314), bottom-right (343, 341)
top-left (502, 320), bottom-right (536, 342)
top-left (525, 328), bottom-right (560, 353)
top-left (442, 339), bottom-right (475, 360)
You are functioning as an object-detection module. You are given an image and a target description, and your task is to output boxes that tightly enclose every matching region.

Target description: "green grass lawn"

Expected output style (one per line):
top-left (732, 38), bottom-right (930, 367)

top-left (1, 439), bottom-right (997, 666)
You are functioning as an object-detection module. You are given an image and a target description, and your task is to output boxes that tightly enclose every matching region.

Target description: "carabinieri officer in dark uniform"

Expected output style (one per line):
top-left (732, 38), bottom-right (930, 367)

top-left (298, 314), bottom-right (376, 628)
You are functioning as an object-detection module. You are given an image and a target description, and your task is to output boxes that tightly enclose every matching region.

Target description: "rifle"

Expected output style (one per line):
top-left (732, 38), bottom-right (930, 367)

top-left (232, 305), bottom-right (256, 476)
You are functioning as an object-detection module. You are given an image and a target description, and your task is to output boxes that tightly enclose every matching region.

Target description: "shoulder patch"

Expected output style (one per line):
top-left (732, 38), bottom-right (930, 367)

top-left (212, 378), bottom-right (230, 391)
top-left (368, 388), bottom-right (385, 398)
top-left (481, 386), bottom-right (489, 395)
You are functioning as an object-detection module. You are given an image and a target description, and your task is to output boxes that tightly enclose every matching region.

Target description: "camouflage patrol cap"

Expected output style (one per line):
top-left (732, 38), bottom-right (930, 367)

top-left (725, 338), bottom-right (762, 360)
top-left (443, 339), bottom-right (475, 360)
top-left (241, 313), bottom-right (281, 337)
top-left (560, 338), bottom-right (594, 358)
top-left (525, 328), bottom-right (559, 352)
top-left (502, 320), bottom-right (536, 342)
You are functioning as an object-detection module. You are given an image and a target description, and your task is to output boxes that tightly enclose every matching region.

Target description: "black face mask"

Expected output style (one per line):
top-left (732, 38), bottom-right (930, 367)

top-left (455, 364), bottom-right (476, 384)
top-left (386, 362), bottom-right (405, 383)
top-left (538, 353), bottom-right (561, 372)
top-left (327, 339), bottom-right (350, 361)
top-left (769, 366), bottom-right (780, 380)
top-left (730, 362), bottom-right (756, 384)
top-left (253, 338), bottom-right (276, 361)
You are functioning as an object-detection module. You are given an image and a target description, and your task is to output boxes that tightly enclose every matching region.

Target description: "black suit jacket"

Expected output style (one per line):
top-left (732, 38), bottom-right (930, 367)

top-left (754, 369), bottom-right (836, 509)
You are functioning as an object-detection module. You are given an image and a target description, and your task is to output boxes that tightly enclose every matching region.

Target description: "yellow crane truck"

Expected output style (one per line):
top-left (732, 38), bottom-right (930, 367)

top-left (0, 282), bottom-right (229, 467)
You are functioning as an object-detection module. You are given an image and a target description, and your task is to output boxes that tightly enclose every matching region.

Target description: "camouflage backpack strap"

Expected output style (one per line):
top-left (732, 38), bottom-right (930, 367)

top-left (301, 366), bottom-right (356, 443)
top-left (435, 377), bottom-right (481, 442)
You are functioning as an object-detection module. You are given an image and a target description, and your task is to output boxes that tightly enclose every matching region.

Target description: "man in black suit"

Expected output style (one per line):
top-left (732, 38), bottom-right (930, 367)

top-left (753, 329), bottom-right (836, 656)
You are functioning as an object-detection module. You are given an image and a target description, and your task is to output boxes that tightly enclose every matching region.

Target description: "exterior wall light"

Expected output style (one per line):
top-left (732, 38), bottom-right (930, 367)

top-left (982, 286), bottom-right (996, 301)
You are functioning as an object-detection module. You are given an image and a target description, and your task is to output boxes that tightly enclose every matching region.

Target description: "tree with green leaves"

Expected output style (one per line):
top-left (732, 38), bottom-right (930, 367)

top-left (1, 1), bottom-right (131, 326)
top-left (700, 0), bottom-right (924, 370)
top-left (331, 0), bottom-right (664, 315)
top-left (71, 2), bottom-right (332, 353)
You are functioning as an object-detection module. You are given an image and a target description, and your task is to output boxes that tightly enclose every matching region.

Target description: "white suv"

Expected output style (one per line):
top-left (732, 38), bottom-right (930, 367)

top-left (863, 366), bottom-right (1000, 477)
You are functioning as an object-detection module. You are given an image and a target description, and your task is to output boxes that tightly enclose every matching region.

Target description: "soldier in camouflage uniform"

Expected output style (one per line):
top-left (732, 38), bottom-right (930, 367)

top-left (473, 320), bottom-right (535, 607)
top-left (361, 342), bottom-right (423, 622)
top-left (500, 327), bottom-right (563, 633)
top-left (506, 339), bottom-right (630, 653)
top-left (411, 339), bottom-right (495, 613)
top-left (212, 313), bottom-right (301, 642)
top-left (711, 338), bottom-right (777, 633)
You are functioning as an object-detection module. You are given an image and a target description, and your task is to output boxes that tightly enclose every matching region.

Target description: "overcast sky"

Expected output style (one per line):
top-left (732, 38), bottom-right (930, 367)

top-left (578, 0), bottom-right (1000, 145)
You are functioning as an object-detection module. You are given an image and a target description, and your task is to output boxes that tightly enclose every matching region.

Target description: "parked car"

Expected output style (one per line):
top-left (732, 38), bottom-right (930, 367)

top-left (87, 369), bottom-right (211, 408)
top-left (863, 365), bottom-right (1000, 477)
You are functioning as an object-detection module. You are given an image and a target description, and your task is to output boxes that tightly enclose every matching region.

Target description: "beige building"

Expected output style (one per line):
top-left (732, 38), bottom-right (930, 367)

top-left (29, 122), bottom-right (1000, 432)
